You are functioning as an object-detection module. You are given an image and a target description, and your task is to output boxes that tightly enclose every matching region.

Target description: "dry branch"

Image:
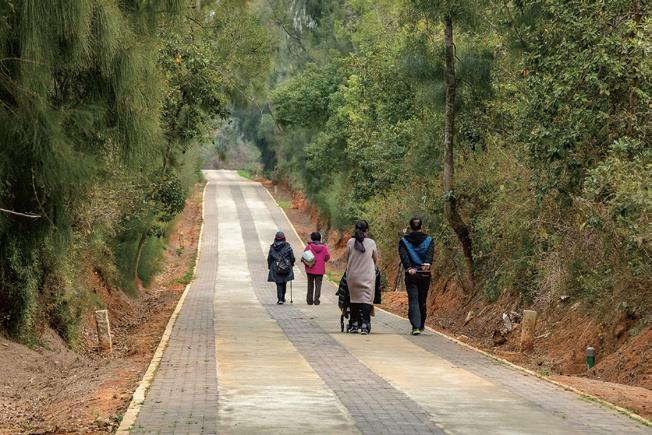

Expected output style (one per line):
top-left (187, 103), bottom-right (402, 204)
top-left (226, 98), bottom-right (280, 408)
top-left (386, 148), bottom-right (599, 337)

top-left (0, 207), bottom-right (41, 218)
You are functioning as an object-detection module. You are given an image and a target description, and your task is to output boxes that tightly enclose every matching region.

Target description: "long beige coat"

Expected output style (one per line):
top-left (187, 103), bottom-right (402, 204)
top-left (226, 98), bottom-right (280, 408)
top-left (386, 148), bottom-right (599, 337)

top-left (345, 238), bottom-right (378, 304)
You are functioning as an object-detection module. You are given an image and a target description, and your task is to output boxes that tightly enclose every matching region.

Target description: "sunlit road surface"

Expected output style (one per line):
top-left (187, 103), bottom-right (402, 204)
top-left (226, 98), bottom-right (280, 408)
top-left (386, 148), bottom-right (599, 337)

top-left (124, 170), bottom-right (649, 435)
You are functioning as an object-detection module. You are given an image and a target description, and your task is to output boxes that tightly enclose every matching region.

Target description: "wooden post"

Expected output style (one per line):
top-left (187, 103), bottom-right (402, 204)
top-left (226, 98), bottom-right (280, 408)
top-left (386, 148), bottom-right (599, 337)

top-left (520, 309), bottom-right (538, 352)
top-left (95, 309), bottom-right (113, 353)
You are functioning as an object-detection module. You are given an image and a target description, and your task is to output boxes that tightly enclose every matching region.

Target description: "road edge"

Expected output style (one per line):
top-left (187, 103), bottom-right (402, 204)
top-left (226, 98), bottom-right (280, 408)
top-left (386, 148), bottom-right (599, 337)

top-left (376, 306), bottom-right (651, 427)
top-left (261, 183), bottom-right (651, 428)
top-left (116, 182), bottom-right (208, 434)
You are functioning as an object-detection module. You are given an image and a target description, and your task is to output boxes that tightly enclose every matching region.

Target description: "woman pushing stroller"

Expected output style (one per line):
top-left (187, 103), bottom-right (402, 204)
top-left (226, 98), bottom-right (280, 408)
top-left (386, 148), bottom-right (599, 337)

top-left (344, 220), bottom-right (378, 335)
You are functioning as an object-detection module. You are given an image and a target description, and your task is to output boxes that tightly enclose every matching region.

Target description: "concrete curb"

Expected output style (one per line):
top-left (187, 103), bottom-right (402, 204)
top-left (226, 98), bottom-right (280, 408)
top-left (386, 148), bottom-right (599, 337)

top-left (261, 182), bottom-right (651, 428)
top-left (116, 183), bottom-right (208, 434)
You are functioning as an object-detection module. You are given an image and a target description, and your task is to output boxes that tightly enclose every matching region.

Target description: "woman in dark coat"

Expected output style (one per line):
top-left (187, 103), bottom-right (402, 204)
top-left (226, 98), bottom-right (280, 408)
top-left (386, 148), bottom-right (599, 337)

top-left (267, 231), bottom-right (295, 304)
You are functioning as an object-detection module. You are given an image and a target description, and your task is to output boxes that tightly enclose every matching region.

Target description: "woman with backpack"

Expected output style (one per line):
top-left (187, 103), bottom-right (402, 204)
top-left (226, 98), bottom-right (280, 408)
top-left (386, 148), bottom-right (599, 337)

top-left (345, 220), bottom-right (378, 335)
top-left (267, 231), bottom-right (295, 304)
top-left (301, 232), bottom-right (331, 305)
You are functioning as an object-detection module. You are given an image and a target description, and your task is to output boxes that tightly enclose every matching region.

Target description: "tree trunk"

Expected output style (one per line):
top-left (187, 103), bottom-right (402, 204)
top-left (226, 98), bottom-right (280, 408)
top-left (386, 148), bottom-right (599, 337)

top-left (134, 232), bottom-right (147, 283)
top-left (443, 17), bottom-right (474, 289)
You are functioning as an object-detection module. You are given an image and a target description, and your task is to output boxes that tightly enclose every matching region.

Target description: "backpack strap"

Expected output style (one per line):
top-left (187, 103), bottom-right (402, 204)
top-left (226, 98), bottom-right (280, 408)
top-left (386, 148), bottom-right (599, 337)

top-left (401, 237), bottom-right (432, 267)
top-left (417, 236), bottom-right (433, 253)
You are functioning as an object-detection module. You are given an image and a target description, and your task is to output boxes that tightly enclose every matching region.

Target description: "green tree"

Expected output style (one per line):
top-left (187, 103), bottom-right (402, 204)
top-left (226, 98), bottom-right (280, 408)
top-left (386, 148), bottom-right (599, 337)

top-left (237, 0), bottom-right (650, 313)
top-left (407, 0), bottom-right (492, 287)
top-left (0, 0), bottom-right (182, 339)
top-left (511, 0), bottom-right (650, 202)
top-left (0, 0), bottom-right (272, 341)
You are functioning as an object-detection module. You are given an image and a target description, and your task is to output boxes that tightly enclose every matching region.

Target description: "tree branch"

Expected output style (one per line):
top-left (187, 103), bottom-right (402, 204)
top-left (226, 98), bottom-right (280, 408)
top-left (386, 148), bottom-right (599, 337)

top-left (264, 0), bottom-right (313, 59)
top-left (185, 15), bottom-right (207, 30)
top-left (0, 208), bottom-right (41, 218)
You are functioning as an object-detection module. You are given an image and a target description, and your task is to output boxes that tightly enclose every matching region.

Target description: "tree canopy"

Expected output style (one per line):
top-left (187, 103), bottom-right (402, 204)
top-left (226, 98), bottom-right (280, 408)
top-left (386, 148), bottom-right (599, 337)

top-left (0, 0), bottom-right (271, 341)
top-left (240, 0), bottom-right (650, 312)
top-left (0, 0), bottom-right (649, 340)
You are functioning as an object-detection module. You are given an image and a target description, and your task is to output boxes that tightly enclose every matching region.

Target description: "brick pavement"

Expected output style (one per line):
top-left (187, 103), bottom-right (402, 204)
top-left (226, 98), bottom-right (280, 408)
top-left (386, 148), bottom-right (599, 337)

top-left (379, 314), bottom-right (650, 435)
top-left (131, 182), bottom-right (220, 434)
top-left (127, 171), bottom-right (651, 434)
top-left (213, 179), bottom-right (356, 433)
top-left (232, 185), bottom-right (445, 435)
top-left (251, 177), bottom-right (651, 435)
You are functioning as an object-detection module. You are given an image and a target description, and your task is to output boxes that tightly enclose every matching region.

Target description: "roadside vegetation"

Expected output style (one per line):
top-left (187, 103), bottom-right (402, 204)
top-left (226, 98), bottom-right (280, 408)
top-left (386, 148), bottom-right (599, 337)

top-left (0, 0), bottom-right (649, 350)
top-left (237, 1), bottom-right (650, 319)
top-left (0, 0), bottom-right (271, 343)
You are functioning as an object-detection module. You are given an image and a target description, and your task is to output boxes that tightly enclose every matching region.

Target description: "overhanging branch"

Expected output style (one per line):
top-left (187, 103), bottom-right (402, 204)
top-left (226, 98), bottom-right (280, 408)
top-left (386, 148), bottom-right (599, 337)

top-left (0, 208), bottom-right (41, 218)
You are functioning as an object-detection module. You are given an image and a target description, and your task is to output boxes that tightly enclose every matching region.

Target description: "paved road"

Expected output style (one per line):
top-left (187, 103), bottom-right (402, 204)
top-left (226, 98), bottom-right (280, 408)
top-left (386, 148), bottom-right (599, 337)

top-left (127, 170), bottom-right (650, 434)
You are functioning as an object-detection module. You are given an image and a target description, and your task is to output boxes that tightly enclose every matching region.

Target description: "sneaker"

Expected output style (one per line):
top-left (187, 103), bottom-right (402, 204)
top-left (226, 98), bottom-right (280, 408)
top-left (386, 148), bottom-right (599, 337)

top-left (411, 328), bottom-right (421, 336)
top-left (349, 322), bottom-right (360, 333)
top-left (277, 300), bottom-right (284, 305)
top-left (307, 301), bottom-right (313, 305)
top-left (314, 300), bottom-right (320, 306)
top-left (360, 323), bottom-right (370, 335)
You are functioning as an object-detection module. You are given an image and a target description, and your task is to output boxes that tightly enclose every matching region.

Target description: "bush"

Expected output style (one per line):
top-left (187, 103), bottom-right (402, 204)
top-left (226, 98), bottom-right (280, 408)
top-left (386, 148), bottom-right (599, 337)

top-left (137, 235), bottom-right (166, 288)
top-left (0, 242), bottom-right (41, 342)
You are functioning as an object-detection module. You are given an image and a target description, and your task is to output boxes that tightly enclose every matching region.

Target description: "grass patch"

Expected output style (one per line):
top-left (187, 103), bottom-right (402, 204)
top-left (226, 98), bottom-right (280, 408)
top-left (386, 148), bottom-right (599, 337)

top-left (176, 271), bottom-right (194, 285)
top-left (176, 253), bottom-right (198, 285)
top-left (277, 199), bottom-right (291, 209)
top-left (326, 270), bottom-right (344, 285)
top-left (538, 367), bottom-right (551, 377)
top-left (237, 169), bottom-right (253, 180)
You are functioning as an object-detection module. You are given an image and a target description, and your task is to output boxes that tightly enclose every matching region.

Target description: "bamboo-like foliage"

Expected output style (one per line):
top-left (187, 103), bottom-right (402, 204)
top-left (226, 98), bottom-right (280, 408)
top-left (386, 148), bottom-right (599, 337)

top-left (0, 0), bottom-right (181, 339)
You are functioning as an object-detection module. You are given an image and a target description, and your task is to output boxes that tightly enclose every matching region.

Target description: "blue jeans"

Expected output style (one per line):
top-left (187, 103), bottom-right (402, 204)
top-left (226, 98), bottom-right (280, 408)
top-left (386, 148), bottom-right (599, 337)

top-left (405, 273), bottom-right (430, 329)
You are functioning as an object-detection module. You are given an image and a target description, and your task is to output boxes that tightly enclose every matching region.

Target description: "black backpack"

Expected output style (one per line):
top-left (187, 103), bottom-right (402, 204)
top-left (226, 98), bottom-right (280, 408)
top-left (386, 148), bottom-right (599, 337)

top-left (272, 249), bottom-right (291, 276)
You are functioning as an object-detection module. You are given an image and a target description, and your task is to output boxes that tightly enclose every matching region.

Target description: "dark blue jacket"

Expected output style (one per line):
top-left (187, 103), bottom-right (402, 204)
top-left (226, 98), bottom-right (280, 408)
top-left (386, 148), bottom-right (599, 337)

top-left (267, 241), bottom-right (295, 283)
top-left (399, 232), bottom-right (434, 270)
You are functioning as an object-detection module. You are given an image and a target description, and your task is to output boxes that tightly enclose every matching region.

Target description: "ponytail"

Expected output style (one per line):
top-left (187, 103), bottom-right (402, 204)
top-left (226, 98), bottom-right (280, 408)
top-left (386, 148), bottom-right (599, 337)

top-left (353, 219), bottom-right (369, 252)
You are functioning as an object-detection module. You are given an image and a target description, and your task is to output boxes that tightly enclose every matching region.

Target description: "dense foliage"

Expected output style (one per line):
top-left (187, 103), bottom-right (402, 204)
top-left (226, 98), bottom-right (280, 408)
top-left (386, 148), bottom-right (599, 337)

top-left (241, 0), bottom-right (650, 313)
top-left (0, 0), bottom-right (271, 342)
top-left (1, 0), bottom-right (648, 341)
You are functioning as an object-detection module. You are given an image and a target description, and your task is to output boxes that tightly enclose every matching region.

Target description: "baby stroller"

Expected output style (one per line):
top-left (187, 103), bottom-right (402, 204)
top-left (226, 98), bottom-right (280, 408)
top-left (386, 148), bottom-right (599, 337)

top-left (336, 274), bottom-right (353, 333)
top-left (336, 272), bottom-right (380, 333)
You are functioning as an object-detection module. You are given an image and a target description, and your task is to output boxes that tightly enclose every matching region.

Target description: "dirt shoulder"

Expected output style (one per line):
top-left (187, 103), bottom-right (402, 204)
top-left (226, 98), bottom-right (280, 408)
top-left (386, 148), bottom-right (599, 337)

top-left (0, 184), bottom-right (204, 435)
top-left (267, 181), bottom-right (652, 422)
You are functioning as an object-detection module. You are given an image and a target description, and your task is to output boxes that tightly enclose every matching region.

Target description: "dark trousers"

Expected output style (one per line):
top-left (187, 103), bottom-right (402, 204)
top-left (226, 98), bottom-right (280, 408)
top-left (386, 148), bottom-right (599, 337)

top-left (405, 273), bottom-right (431, 329)
top-left (276, 282), bottom-right (287, 302)
top-left (306, 274), bottom-right (323, 305)
top-left (350, 302), bottom-right (372, 327)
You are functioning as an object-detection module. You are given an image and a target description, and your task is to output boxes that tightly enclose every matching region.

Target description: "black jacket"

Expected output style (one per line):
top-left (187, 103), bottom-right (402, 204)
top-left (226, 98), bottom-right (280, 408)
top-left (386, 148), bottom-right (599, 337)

top-left (398, 231), bottom-right (434, 270)
top-left (267, 241), bottom-right (295, 283)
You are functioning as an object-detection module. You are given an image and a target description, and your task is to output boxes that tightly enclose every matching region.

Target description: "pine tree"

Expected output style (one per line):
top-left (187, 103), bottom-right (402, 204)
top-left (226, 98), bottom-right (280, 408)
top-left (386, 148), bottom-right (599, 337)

top-left (409, 0), bottom-right (491, 288)
top-left (0, 0), bottom-right (181, 339)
